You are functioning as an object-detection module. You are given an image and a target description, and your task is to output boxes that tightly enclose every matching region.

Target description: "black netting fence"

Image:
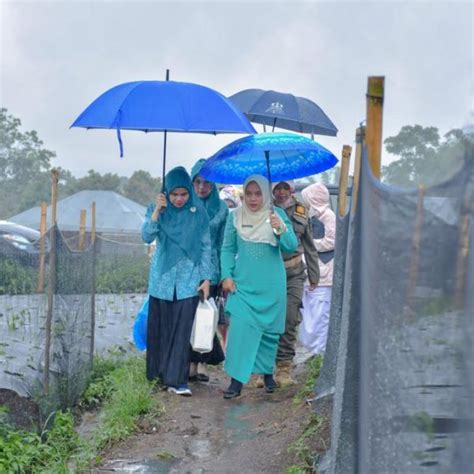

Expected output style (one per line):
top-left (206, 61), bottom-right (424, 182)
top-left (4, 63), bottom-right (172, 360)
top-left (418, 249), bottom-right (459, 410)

top-left (317, 146), bottom-right (473, 473)
top-left (0, 225), bottom-right (149, 422)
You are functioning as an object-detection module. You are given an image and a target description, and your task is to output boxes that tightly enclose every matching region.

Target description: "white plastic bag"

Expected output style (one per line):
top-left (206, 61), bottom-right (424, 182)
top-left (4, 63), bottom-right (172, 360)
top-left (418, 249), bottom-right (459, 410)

top-left (190, 297), bottom-right (218, 353)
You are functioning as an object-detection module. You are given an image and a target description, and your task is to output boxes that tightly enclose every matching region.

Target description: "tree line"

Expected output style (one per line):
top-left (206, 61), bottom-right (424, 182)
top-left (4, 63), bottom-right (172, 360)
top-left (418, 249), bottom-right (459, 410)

top-left (0, 108), bottom-right (162, 219)
top-left (0, 107), bottom-right (471, 220)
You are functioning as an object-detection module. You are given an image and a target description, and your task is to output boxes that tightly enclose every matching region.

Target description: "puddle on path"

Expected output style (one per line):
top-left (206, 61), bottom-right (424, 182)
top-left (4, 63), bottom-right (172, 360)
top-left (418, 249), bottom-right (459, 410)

top-left (100, 458), bottom-right (176, 473)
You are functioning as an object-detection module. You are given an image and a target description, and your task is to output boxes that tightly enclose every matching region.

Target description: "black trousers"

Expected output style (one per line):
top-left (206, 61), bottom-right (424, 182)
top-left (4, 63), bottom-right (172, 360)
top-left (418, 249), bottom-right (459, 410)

top-left (146, 294), bottom-right (199, 387)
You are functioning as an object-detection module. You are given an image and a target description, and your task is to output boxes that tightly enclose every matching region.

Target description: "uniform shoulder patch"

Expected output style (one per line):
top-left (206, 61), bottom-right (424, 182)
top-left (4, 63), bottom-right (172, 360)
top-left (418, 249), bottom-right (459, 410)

top-left (295, 203), bottom-right (307, 217)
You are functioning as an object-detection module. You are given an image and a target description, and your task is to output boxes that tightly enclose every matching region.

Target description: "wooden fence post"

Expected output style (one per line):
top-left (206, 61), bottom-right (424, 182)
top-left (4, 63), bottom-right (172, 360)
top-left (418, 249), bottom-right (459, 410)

top-left (351, 127), bottom-right (365, 214)
top-left (90, 201), bottom-right (97, 367)
top-left (338, 145), bottom-right (352, 217)
top-left (44, 169), bottom-right (59, 395)
top-left (366, 76), bottom-right (384, 179)
top-left (79, 209), bottom-right (87, 251)
top-left (408, 185), bottom-right (425, 303)
top-left (37, 202), bottom-right (48, 292)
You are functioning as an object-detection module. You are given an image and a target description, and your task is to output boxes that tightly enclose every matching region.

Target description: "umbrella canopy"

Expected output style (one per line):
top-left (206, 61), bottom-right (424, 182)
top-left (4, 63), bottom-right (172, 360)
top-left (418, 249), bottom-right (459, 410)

top-left (228, 88), bottom-right (338, 136)
top-left (71, 78), bottom-right (256, 186)
top-left (72, 80), bottom-right (256, 134)
top-left (200, 132), bottom-right (338, 185)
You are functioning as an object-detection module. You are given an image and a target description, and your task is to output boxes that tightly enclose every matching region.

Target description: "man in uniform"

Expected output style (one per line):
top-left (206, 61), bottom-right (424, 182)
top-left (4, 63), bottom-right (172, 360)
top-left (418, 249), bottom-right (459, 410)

top-left (273, 180), bottom-right (320, 387)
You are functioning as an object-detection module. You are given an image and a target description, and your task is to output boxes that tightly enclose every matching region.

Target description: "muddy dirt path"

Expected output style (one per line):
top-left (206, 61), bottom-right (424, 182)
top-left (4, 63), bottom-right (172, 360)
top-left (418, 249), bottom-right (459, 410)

top-left (96, 355), bottom-right (316, 474)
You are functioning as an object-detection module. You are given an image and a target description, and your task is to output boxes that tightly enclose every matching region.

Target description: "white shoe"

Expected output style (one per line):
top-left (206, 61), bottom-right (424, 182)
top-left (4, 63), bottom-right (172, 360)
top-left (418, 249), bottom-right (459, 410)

top-left (167, 386), bottom-right (192, 396)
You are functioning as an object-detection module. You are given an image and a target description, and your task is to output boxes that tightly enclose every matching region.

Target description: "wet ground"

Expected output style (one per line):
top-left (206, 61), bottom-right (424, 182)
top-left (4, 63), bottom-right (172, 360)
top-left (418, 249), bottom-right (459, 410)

top-left (95, 363), bottom-right (320, 474)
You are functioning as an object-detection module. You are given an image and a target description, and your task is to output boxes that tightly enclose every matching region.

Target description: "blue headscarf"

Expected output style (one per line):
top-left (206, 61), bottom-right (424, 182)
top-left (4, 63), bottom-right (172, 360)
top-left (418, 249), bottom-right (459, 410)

top-left (157, 166), bottom-right (208, 269)
top-left (191, 158), bottom-right (222, 221)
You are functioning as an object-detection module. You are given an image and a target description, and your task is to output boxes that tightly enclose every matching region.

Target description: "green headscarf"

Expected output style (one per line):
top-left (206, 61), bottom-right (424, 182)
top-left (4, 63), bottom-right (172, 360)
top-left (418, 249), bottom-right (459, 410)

top-left (191, 158), bottom-right (222, 221)
top-left (157, 166), bottom-right (208, 269)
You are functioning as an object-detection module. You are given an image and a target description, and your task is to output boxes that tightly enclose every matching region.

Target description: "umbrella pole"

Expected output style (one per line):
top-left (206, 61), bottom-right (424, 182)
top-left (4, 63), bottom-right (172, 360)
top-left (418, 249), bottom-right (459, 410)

top-left (162, 130), bottom-right (167, 192)
top-left (264, 150), bottom-right (274, 212)
top-left (272, 117), bottom-right (277, 132)
top-left (161, 69), bottom-right (170, 192)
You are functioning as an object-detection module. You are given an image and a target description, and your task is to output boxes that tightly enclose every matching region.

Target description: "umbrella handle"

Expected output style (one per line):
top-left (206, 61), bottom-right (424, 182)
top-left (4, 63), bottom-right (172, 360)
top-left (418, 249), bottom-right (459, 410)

top-left (264, 150), bottom-right (274, 212)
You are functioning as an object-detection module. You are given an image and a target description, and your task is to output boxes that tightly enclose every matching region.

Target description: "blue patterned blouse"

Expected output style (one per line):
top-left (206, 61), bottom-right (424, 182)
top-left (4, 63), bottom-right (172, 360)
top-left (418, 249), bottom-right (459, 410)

top-left (141, 204), bottom-right (213, 301)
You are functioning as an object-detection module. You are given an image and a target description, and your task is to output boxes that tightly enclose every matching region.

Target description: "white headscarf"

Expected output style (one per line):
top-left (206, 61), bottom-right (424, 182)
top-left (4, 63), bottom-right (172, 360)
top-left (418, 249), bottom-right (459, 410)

top-left (234, 174), bottom-right (277, 246)
top-left (301, 183), bottom-right (330, 218)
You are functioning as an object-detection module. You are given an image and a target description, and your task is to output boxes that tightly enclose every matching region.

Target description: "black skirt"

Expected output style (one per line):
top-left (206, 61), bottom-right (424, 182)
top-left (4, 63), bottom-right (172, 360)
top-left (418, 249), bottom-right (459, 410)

top-left (146, 294), bottom-right (198, 387)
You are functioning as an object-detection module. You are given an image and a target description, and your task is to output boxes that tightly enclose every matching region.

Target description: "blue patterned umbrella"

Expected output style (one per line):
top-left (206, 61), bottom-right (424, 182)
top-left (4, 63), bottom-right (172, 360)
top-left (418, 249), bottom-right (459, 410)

top-left (200, 132), bottom-right (338, 185)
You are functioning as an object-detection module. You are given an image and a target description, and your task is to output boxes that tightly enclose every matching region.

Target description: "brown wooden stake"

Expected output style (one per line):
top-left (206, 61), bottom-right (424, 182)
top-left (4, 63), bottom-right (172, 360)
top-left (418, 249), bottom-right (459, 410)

top-left (79, 209), bottom-right (87, 251)
top-left (408, 185), bottom-right (425, 303)
top-left (366, 76), bottom-right (384, 180)
top-left (90, 201), bottom-right (97, 367)
top-left (44, 169), bottom-right (59, 395)
top-left (50, 169), bottom-right (59, 227)
top-left (455, 189), bottom-right (472, 308)
top-left (351, 127), bottom-right (365, 214)
top-left (37, 202), bottom-right (48, 293)
top-left (338, 145), bottom-right (352, 217)
top-left (91, 201), bottom-right (96, 244)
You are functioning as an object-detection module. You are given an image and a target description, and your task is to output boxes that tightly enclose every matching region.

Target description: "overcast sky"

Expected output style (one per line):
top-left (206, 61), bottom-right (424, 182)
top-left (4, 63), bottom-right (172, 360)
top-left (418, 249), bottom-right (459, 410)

top-left (1, 0), bottom-right (472, 178)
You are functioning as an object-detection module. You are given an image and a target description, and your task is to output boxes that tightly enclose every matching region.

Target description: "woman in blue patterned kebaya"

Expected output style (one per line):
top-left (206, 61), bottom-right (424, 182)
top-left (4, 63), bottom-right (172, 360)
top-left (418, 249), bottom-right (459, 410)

top-left (141, 166), bottom-right (212, 396)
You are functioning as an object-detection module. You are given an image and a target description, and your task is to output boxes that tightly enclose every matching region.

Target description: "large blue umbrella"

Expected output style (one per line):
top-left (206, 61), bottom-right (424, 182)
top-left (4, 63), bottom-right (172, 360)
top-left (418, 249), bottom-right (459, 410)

top-left (71, 73), bottom-right (256, 185)
top-left (228, 88), bottom-right (338, 136)
top-left (200, 132), bottom-right (338, 190)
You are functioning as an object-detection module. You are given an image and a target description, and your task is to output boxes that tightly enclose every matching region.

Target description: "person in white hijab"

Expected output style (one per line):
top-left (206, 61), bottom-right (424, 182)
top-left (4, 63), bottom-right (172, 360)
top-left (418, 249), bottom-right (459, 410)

top-left (220, 175), bottom-right (298, 399)
top-left (298, 183), bottom-right (336, 355)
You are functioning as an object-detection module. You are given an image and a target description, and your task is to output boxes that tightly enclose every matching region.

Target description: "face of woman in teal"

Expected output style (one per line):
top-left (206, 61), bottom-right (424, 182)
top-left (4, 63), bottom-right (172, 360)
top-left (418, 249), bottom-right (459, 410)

top-left (193, 175), bottom-right (213, 199)
top-left (169, 187), bottom-right (190, 208)
top-left (244, 181), bottom-right (264, 212)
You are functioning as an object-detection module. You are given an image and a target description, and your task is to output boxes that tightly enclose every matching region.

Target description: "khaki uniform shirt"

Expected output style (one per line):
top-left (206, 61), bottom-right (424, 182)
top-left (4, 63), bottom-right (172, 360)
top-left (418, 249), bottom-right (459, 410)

top-left (276, 198), bottom-right (320, 285)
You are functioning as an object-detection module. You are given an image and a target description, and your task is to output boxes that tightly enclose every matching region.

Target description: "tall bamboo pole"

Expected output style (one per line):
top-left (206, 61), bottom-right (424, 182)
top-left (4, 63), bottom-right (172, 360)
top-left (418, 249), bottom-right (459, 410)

top-left (351, 127), bottom-right (365, 214)
top-left (37, 202), bottom-right (48, 292)
top-left (455, 189), bottom-right (472, 308)
top-left (90, 201), bottom-right (97, 366)
top-left (44, 169), bottom-right (59, 395)
top-left (338, 145), bottom-right (352, 217)
top-left (366, 77), bottom-right (384, 179)
top-left (91, 201), bottom-right (96, 245)
top-left (79, 209), bottom-right (87, 251)
top-left (408, 185), bottom-right (425, 303)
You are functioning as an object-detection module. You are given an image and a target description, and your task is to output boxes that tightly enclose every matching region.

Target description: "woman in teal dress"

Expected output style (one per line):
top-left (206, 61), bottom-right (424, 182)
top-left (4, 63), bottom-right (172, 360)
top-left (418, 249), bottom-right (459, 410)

top-left (220, 175), bottom-right (298, 399)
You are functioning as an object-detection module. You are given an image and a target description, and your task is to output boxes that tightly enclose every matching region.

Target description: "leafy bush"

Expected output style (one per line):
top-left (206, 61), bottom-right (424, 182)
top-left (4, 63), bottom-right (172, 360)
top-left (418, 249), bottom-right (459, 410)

top-left (0, 410), bottom-right (82, 473)
top-left (95, 255), bottom-right (149, 294)
top-left (0, 258), bottom-right (37, 295)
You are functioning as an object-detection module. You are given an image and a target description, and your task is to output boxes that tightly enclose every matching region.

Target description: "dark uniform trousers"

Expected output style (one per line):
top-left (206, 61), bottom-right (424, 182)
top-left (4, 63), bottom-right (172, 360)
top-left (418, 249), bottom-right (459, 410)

top-left (275, 198), bottom-right (319, 364)
top-left (276, 260), bottom-right (306, 362)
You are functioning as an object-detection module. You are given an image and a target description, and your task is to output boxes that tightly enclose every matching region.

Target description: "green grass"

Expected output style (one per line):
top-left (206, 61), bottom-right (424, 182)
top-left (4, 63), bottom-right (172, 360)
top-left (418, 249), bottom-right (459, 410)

top-left (294, 355), bottom-right (324, 404)
top-left (285, 413), bottom-right (325, 474)
top-left (90, 357), bottom-right (162, 452)
top-left (0, 355), bottom-right (162, 472)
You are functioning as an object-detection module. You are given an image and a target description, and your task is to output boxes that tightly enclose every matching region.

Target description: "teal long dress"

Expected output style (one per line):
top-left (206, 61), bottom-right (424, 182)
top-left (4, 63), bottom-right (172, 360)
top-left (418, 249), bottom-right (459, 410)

top-left (220, 207), bottom-right (298, 383)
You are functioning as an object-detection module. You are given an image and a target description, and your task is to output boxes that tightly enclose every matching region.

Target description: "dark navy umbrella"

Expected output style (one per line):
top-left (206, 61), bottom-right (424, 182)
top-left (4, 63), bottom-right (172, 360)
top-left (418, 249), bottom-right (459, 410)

top-left (200, 133), bottom-right (338, 200)
top-left (228, 88), bottom-right (337, 136)
top-left (71, 72), bottom-right (256, 186)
